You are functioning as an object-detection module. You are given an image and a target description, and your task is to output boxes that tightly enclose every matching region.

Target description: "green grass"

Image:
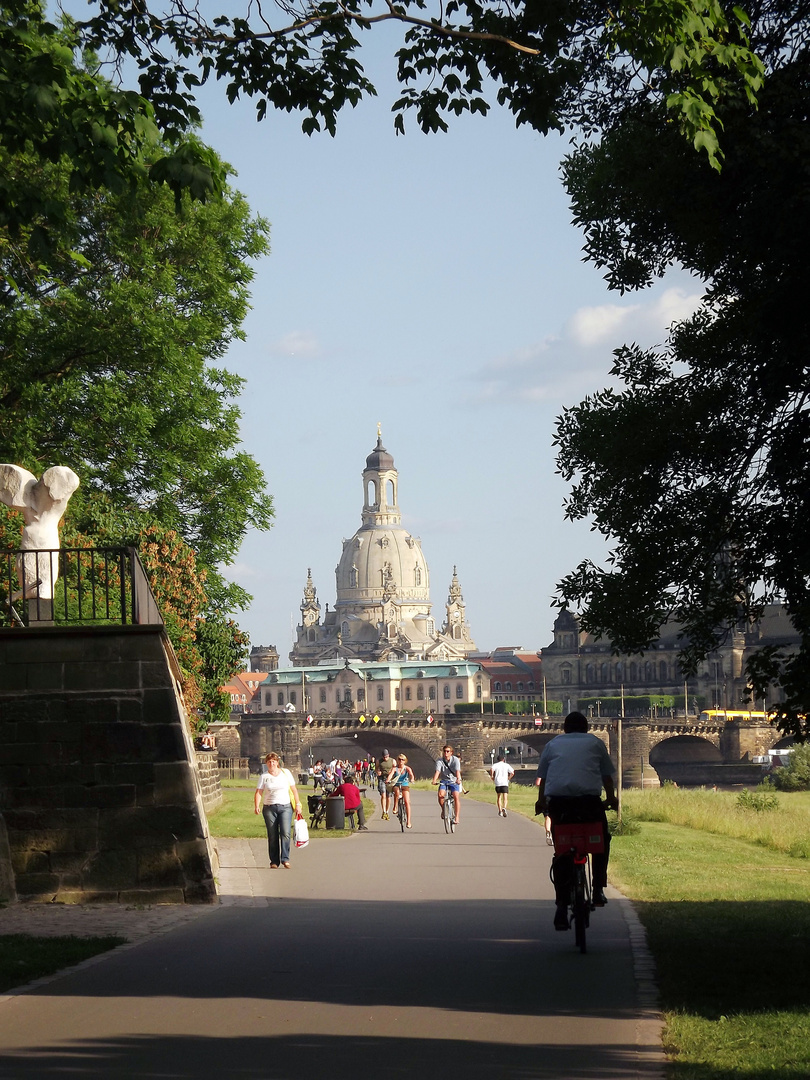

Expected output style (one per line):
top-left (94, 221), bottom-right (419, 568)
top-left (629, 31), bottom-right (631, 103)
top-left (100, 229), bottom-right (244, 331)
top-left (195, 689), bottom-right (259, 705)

top-left (461, 780), bottom-right (810, 1078)
top-left (0, 934), bottom-right (124, 992)
top-left (207, 786), bottom-right (376, 839)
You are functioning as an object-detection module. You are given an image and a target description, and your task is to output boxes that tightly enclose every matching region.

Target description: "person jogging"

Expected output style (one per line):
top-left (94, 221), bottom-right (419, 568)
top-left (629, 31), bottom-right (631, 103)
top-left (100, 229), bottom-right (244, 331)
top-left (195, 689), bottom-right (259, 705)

top-left (490, 753), bottom-right (515, 817)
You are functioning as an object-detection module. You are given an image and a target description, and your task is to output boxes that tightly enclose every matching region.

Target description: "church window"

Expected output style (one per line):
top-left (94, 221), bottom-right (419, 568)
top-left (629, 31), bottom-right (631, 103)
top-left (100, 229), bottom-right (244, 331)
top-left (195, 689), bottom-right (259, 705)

top-left (405, 687), bottom-right (411, 701)
top-left (308, 628), bottom-right (316, 642)
top-left (386, 478), bottom-right (395, 506)
top-left (644, 660), bottom-right (653, 682)
top-left (277, 692), bottom-right (284, 706)
top-left (505, 681), bottom-right (512, 691)
top-left (453, 625), bottom-right (461, 639)
top-left (366, 479), bottom-right (378, 508)
top-left (387, 622), bottom-right (396, 637)
top-left (629, 662), bottom-right (638, 681)
top-left (659, 661), bottom-right (668, 681)
top-left (615, 662), bottom-right (623, 682)
top-left (344, 688), bottom-right (352, 702)
top-left (319, 689), bottom-right (326, 703)
top-left (586, 664), bottom-right (595, 684)
top-left (443, 684), bottom-right (451, 699)
top-left (414, 566), bottom-right (422, 586)
top-left (600, 663), bottom-right (608, 683)
top-left (350, 566), bottom-right (358, 588)
top-left (494, 682), bottom-right (501, 692)
top-left (342, 621), bottom-right (350, 638)
top-left (517, 681), bottom-right (524, 691)
top-left (265, 692), bottom-right (272, 707)
top-left (476, 684), bottom-right (482, 699)
top-left (429, 685), bottom-right (436, 700)
top-left (377, 686), bottom-right (384, 702)
top-left (456, 684), bottom-right (463, 699)
top-left (417, 685), bottom-right (424, 700)
top-left (357, 689), bottom-right (365, 702)
top-left (289, 691), bottom-right (297, 705)
top-left (562, 667), bottom-right (571, 685)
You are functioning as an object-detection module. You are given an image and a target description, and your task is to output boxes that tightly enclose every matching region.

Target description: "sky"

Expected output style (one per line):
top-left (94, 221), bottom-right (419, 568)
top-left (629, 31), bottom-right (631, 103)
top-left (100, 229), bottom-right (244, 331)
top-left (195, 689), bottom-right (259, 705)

top-left (185, 29), bottom-right (701, 662)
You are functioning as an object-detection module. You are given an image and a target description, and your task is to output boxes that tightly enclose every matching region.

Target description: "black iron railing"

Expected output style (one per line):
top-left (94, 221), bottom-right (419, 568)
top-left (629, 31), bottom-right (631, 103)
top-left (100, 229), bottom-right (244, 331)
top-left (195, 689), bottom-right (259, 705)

top-left (0, 547), bottom-right (163, 627)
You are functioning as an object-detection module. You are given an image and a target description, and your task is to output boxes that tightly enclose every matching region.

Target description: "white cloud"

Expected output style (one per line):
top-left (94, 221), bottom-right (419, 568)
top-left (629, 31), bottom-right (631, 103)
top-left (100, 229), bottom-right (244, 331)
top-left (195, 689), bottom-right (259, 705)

top-left (567, 303), bottom-right (641, 347)
top-left (266, 331), bottom-right (321, 359)
top-left (466, 278), bottom-right (704, 407)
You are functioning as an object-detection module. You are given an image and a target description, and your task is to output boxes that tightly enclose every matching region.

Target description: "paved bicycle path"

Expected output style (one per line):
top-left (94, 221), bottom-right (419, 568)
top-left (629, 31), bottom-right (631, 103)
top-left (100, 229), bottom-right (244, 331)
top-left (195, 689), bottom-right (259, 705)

top-left (0, 788), bottom-right (664, 1079)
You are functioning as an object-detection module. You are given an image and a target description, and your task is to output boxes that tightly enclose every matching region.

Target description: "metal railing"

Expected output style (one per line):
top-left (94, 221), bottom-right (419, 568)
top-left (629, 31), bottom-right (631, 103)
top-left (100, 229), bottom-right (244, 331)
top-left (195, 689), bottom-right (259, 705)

top-left (0, 547), bottom-right (163, 627)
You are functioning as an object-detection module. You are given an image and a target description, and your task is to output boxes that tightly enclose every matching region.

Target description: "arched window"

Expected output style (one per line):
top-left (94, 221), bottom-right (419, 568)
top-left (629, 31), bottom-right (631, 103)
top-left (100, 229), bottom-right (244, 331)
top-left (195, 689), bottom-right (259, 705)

top-left (342, 621), bottom-right (349, 638)
top-left (456, 684), bottom-right (464, 698)
top-left (417, 685), bottom-right (424, 700)
top-left (562, 667), bottom-right (571, 684)
top-left (377, 686), bottom-right (384, 702)
top-left (615, 662), bottom-right (623, 682)
top-left (505, 681), bottom-right (512, 691)
top-left (429, 685), bottom-right (436, 700)
top-left (586, 664), bottom-right (595, 684)
top-left (289, 691), bottom-right (297, 705)
top-left (308, 628), bottom-right (316, 642)
top-left (386, 478), bottom-right (395, 505)
top-left (414, 566), bottom-right (422, 586)
top-left (366, 479), bottom-right (378, 508)
top-left (600, 663), bottom-right (609, 683)
top-left (659, 660), bottom-right (668, 681)
top-left (476, 684), bottom-right (482, 699)
top-left (357, 688), bottom-right (365, 702)
top-left (319, 688), bottom-right (326, 703)
top-left (443, 684), bottom-right (451, 699)
top-left (405, 687), bottom-right (412, 701)
top-left (644, 660), bottom-right (653, 682)
top-left (453, 625), bottom-right (461, 639)
top-left (350, 566), bottom-right (358, 588)
top-left (277, 692), bottom-right (284, 706)
top-left (494, 681), bottom-right (502, 691)
top-left (629, 662), bottom-right (637, 681)
top-left (517, 681), bottom-right (524, 691)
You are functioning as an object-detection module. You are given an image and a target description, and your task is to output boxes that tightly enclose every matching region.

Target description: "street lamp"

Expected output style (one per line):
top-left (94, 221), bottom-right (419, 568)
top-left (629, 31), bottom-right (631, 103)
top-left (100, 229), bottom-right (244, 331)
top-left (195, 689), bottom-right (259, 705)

top-left (596, 699), bottom-right (602, 717)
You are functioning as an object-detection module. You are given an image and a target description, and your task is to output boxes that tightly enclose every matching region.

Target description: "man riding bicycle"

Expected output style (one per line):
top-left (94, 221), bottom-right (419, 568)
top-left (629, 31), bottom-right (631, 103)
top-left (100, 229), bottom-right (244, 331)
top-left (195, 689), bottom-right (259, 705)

top-left (432, 744), bottom-right (462, 826)
top-left (534, 711), bottom-right (618, 931)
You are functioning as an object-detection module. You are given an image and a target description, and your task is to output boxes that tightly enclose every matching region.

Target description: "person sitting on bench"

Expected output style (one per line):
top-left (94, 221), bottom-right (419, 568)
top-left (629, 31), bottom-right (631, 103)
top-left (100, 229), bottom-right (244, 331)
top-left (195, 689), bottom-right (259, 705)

top-left (330, 774), bottom-right (368, 831)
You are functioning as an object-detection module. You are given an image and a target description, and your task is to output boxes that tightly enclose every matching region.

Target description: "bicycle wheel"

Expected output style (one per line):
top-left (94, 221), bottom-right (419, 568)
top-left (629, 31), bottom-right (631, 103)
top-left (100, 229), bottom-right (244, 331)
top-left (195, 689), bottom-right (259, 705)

top-left (442, 796), bottom-right (453, 833)
top-left (397, 797), bottom-right (406, 832)
top-left (573, 867), bottom-right (588, 953)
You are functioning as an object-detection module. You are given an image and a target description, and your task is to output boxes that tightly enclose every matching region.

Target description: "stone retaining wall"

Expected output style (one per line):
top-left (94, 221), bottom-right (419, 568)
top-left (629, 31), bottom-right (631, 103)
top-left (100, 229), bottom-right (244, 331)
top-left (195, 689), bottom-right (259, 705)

top-left (195, 751), bottom-right (223, 814)
top-left (0, 626), bottom-right (217, 904)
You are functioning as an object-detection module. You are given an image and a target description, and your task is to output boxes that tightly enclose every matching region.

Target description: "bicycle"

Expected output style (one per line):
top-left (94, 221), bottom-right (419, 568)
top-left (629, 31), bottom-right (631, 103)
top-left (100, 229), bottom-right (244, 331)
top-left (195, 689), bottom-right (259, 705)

top-left (440, 787), bottom-right (456, 833)
top-left (550, 819), bottom-right (605, 953)
top-left (396, 790), bottom-right (407, 832)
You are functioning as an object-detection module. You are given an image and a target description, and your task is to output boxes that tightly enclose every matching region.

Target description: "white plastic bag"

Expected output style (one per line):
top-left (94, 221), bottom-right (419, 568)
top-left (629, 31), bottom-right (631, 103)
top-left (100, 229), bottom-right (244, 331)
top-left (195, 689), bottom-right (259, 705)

top-left (294, 813), bottom-right (309, 848)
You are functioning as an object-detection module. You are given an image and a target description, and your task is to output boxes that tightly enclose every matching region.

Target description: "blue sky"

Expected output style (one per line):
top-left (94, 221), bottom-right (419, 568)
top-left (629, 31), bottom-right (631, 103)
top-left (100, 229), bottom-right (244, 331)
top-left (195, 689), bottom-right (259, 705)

top-left (186, 33), bottom-right (699, 660)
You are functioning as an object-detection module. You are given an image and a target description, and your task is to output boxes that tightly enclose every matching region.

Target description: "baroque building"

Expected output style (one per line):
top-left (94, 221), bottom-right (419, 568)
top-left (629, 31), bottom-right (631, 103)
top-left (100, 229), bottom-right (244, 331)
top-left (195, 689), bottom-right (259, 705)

top-left (290, 430), bottom-right (476, 665)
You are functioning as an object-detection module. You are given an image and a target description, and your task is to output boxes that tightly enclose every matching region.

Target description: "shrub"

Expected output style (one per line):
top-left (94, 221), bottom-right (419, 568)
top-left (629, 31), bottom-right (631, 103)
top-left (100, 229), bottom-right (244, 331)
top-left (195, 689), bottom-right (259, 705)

top-left (737, 788), bottom-right (780, 812)
top-left (770, 744), bottom-right (810, 791)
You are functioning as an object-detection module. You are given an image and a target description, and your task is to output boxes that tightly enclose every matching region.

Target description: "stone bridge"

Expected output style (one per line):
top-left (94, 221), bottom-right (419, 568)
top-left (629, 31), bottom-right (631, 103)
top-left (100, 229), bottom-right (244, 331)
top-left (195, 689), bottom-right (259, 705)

top-left (231, 711), bottom-right (791, 787)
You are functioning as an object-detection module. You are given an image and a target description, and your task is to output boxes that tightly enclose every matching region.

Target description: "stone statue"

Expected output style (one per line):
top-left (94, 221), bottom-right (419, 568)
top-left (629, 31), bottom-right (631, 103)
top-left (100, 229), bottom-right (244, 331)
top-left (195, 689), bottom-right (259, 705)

top-left (0, 464), bottom-right (80, 599)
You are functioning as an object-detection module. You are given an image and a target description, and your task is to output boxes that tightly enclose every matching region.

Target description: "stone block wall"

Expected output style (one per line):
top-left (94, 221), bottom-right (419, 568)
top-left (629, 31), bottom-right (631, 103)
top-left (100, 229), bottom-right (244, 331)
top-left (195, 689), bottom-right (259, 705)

top-left (0, 626), bottom-right (217, 904)
top-left (195, 751), bottom-right (223, 814)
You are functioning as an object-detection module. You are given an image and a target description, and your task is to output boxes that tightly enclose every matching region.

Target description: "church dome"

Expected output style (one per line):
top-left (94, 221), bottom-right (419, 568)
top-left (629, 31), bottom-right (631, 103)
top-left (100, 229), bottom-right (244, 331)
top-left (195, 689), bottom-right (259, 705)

top-left (365, 436), bottom-right (395, 471)
top-left (336, 525), bottom-right (430, 604)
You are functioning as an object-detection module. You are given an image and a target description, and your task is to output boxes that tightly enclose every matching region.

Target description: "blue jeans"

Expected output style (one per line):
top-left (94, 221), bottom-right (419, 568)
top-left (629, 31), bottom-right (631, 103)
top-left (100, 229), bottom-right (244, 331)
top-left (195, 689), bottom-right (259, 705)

top-left (262, 803), bottom-right (293, 865)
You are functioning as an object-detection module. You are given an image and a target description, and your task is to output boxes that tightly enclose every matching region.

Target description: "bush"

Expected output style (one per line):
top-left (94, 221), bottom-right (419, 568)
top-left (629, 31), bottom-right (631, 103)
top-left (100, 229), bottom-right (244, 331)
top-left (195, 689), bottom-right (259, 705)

top-left (737, 788), bottom-right (780, 812)
top-left (770, 744), bottom-right (810, 791)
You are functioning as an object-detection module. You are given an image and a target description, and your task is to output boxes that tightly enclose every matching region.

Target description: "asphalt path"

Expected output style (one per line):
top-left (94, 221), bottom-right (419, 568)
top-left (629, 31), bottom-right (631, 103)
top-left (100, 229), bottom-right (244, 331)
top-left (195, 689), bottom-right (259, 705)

top-left (0, 787), bottom-right (664, 1079)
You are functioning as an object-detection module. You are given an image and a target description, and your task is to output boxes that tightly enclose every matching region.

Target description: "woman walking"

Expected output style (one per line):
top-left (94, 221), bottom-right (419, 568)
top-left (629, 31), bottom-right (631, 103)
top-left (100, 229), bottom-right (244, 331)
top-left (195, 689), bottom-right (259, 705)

top-left (254, 753), bottom-right (302, 869)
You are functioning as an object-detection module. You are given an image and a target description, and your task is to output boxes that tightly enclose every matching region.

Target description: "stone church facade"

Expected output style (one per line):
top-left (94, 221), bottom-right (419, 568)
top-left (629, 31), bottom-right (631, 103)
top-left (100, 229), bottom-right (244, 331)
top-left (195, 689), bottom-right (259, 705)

top-left (289, 431), bottom-right (477, 666)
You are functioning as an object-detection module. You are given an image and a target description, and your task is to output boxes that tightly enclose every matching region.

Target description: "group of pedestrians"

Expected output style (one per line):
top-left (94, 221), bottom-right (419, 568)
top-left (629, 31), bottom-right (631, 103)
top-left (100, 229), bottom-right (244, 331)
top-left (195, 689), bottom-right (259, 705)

top-left (312, 758), bottom-right (376, 791)
top-left (256, 711), bottom-right (619, 936)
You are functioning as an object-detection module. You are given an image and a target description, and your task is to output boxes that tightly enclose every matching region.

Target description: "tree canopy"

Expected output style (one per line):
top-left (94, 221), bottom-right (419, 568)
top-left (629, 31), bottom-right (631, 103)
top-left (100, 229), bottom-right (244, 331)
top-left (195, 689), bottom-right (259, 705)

top-left (53, 0), bottom-right (762, 172)
top-left (554, 0), bottom-right (810, 739)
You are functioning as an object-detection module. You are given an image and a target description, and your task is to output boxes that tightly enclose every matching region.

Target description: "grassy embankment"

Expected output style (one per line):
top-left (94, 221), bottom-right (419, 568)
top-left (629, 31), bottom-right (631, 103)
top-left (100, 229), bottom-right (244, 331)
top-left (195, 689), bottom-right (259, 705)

top-left (0, 935), bottom-right (125, 994)
top-left (462, 779), bottom-right (810, 1079)
top-left (210, 780), bottom-right (375, 839)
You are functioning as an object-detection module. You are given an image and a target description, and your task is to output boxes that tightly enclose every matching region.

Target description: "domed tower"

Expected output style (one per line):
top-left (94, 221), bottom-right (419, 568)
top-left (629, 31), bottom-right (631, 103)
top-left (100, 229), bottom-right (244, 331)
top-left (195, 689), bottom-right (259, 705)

top-left (290, 428), bottom-right (477, 664)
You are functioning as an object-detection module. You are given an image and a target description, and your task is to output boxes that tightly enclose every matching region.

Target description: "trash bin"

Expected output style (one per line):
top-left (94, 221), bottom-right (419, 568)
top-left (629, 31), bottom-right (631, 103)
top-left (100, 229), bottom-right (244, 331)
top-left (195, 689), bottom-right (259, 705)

top-left (298, 772), bottom-right (309, 786)
top-left (325, 795), bottom-right (345, 830)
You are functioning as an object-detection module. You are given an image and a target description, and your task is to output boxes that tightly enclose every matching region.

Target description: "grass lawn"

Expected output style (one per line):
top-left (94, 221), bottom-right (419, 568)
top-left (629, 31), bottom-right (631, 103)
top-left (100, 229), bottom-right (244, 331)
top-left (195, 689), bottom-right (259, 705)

top-left (208, 785), bottom-right (376, 839)
top-left (0, 934), bottom-right (124, 993)
top-left (461, 779), bottom-right (810, 1078)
